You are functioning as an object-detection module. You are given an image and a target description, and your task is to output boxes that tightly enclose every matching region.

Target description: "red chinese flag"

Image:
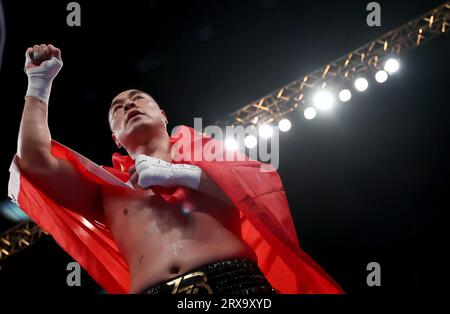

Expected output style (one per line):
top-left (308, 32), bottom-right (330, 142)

top-left (8, 125), bottom-right (343, 294)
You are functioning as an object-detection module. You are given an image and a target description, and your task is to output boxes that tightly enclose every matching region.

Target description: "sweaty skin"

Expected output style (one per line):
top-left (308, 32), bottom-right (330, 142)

top-left (102, 184), bottom-right (257, 293)
top-left (106, 89), bottom-right (256, 293)
top-left (18, 56), bottom-right (256, 293)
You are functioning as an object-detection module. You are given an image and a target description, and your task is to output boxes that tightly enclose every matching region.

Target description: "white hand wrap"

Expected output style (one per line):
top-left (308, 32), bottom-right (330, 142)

top-left (25, 52), bottom-right (63, 104)
top-left (134, 154), bottom-right (202, 190)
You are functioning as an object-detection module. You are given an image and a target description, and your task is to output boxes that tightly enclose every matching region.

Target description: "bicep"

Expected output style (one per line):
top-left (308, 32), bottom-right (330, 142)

top-left (18, 156), bottom-right (102, 216)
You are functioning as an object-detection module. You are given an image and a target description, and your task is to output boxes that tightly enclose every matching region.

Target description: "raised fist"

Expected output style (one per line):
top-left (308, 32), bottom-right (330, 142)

top-left (24, 44), bottom-right (63, 104)
top-left (25, 44), bottom-right (62, 71)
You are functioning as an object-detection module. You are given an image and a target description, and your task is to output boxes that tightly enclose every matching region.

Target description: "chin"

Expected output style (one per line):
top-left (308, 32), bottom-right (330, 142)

top-left (125, 120), bottom-right (164, 140)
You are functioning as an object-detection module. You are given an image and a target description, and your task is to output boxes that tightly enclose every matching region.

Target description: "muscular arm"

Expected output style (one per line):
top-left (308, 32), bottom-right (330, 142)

top-left (17, 45), bottom-right (101, 215)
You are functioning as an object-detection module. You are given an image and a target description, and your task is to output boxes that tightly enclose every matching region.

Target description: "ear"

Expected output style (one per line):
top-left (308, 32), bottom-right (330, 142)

top-left (160, 109), bottom-right (168, 125)
top-left (112, 133), bottom-right (122, 149)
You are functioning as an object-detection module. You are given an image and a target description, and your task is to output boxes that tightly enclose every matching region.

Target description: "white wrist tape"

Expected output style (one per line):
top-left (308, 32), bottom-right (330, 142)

top-left (25, 53), bottom-right (63, 104)
top-left (135, 154), bottom-right (202, 190)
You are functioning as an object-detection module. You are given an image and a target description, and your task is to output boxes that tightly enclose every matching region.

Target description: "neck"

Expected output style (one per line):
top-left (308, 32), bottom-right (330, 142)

top-left (127, 132), bottom-right (172, 162)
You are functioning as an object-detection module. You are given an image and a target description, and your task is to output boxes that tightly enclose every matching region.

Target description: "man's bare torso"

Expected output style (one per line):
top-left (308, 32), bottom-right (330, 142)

top-left (101, 185), bottom-right (257, 293)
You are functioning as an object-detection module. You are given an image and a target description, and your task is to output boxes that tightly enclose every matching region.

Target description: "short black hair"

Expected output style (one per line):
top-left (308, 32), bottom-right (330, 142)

top-left (108, 89), bottom-right (158, 132)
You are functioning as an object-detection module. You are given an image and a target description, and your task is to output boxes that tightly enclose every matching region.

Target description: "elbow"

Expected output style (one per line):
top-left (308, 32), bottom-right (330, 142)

top-left (17, 153), bottom-right (56, 175)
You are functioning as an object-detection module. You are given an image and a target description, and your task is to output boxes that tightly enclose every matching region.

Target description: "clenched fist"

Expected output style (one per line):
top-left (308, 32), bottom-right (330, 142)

top-left (25, 44), bottom-right (63, 104)
top-left (128, 155), bottom-right (203, 190)
top-left (25, 44), bottom-right (61, 70)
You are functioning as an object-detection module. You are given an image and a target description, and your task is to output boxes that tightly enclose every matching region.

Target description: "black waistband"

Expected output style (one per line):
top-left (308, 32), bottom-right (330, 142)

top-left (140, 257), bottom-right (278, 294)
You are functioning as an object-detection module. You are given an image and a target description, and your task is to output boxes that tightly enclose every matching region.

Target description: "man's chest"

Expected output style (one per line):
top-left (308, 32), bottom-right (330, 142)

top-left (99, 185), bottom-right (241, 236)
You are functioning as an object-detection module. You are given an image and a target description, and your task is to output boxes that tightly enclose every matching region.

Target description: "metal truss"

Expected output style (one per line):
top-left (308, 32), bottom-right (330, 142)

top-left (0, 221), bottom-right (48, 264)
top-left (216, 2), bottom-right (450, 128)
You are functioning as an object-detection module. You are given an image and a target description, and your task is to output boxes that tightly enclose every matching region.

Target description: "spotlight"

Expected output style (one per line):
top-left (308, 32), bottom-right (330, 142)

top-left (278, 119), bottom-right (291, 132)
top-left (384, 58), bottom-right (400, 74)
top-left (304, 107), bottom-right (317, 120)
top-left (338, 89), bottom-right (352, 102)
top-left (244, 135), bottom-right (257, 148)
top-left (313, 90), bottom-right (334, 111)
top-left (375, 70), bottom-right (388, 83)
top-left (224, 137), bottom-right (238, 150)
top-left (258, 124), bottom-right (273, 139)
top-left (354, 77), bottom-right (368, 92)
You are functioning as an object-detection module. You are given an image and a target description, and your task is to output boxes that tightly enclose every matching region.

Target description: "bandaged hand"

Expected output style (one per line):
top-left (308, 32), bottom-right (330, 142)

top-left (24, 44), bottom-right (63, 104)
top-left (130, 154), bottom-right (202, 190)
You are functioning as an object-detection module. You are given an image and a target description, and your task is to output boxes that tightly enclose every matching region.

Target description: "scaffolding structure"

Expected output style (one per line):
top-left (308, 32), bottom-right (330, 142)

top-left (0, 221), bottom-right (48, 263)
top-left (216, 2), bottom-right (449, 127)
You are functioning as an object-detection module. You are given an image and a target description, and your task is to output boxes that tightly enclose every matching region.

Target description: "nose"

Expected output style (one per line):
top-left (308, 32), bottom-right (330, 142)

top-left (124, 100), bottom-right (136, 111)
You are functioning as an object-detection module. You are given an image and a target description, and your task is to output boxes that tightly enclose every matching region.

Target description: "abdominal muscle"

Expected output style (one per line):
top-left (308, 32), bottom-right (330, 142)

top-left (101, 186), bottom-right (257, 294)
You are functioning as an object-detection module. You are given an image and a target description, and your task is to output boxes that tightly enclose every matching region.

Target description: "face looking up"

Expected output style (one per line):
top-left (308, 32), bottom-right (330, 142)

top-left (109, 89), bottom-right (168, 150)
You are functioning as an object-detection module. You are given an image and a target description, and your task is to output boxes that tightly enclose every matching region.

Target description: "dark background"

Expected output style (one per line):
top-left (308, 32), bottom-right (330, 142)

top-left (0, 0), bottom-right (448, 294)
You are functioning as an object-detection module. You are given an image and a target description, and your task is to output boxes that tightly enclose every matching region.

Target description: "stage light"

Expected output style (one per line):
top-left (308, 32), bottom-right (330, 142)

top-left (384, 58), bottom-right (400, 73)
top-left (258, 124), bottom-right (273, 139)
top-left (244, 135), bottom-right (257, 148)
top-left (304, 107), bottom-right (317, 120)
top-left (313, 90), bottom-right (334, 111)
top-left (338, 89), bottom-right (352, 102)
top-left (354, 77), bottom-right (369, 91)
top-left (375, 70), bottom-right (388, 83)
top-left (224, 137), bottom-right (238, 150)
top-left (278, 118), bottom-right (291, 132)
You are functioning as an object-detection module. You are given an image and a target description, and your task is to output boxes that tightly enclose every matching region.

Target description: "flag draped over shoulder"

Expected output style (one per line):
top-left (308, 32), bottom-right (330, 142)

top-left (8, 125), bottom-right (343, 294)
